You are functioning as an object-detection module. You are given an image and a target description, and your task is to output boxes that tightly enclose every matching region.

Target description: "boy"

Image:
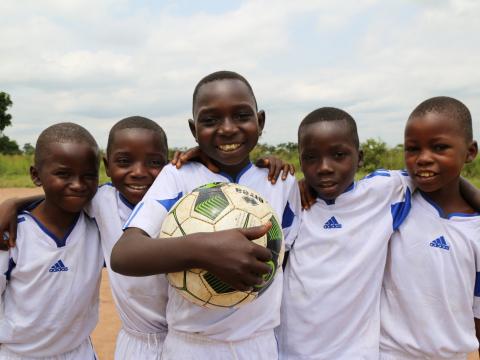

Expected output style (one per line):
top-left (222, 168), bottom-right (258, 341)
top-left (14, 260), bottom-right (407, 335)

top-left (0, 123), bottom-right (104, 359)
top-left (111, 70), bottom-right (300, 359)
top-left (380, 97), bottom-right (480, 359)
top-left (86, 116), bottom-right (170, 359)
top-left (277, 107), bottom-right (414, 359)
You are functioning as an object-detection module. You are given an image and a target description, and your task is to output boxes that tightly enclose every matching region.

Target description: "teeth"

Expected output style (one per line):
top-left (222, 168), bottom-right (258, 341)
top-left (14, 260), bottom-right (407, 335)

top-left (128, 185), bottom-right (148, 190)
top-left (218, 144), bottom-right (241, 151)
top-left (417, 171), bottom-right (435, 178)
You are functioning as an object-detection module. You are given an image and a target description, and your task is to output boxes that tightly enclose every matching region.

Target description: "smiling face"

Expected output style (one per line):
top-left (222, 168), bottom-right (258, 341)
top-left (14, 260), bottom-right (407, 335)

top-left (189, 78), bottom-right (265, 179)
top-left (404, 111), bottom-right (477, 196)
top-left (31, 142), bottom-right (99, 214)
top-left (299, 120), bottom-right (362, 200)
top-left (105, 128), bottom-right (167, 205)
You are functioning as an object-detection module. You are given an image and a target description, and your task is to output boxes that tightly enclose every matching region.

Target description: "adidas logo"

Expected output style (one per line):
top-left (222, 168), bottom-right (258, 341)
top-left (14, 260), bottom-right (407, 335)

top-left (430, 236), bottom-right (450, 251)
top-left (49, 260), bottom-right (69, 272)
top-left (323, 216), bottom-right (342, 229)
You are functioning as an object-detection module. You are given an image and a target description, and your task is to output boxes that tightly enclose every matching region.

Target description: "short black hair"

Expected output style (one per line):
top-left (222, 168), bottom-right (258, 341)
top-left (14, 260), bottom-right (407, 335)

top-left (107, 116), bottom-right (168, 158)
top-left (35, 122), bottom-right (99, 168)
top-left (409, 96), bottom-right (473, 141)
top-left (192, 70), bottom-right (258, 115)
top-left (298, 107), bottom-right (359, 149)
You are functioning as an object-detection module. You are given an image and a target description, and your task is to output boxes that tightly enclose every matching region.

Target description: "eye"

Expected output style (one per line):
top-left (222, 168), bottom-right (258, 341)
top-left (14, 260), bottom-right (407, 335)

top-left (84, 172), bottom-right (99, 180)
top-left (54, 170), bottom-right (70, 179)
top-left (235, 111), bottom-right (253, 121)
top-left (115, 157), bottom-right (131, 167)
top-left (433, 144), bottom-right (449, 152)
top-left (404, 146), bottom-right (419, 153)
top-left (199, 115), bottom-right (219, 126)
top-left (334, 152), bottom-right (346, 159)
top-left (148, 158), bottom-right (165, 168)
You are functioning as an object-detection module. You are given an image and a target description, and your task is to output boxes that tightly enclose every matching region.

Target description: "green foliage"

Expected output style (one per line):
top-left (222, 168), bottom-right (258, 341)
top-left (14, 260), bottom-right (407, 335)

top-left (0, 92), bottom-right (12, 133)
top-left (22, 143), bottom-right (35, 155)
top-left (0, 136), bottom-right (21, 155)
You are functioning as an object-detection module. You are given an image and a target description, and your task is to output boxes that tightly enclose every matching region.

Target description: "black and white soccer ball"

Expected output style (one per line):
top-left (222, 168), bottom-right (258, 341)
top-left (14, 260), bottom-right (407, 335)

top-left (159, 182), bottom-right (284, 309)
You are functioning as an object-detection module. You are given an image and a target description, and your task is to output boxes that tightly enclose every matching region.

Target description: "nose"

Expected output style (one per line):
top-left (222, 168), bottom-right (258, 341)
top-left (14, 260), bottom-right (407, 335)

top-left (316, 158), bottom-right (333, 174)
top-left (70, 176), bottom-right (87, 192)
top-left (218, 117), bottom-right (237, 135)
top-left (131, 161), bottom-right (147, 177)
top-left (416, 149), bottom-right (434, 166)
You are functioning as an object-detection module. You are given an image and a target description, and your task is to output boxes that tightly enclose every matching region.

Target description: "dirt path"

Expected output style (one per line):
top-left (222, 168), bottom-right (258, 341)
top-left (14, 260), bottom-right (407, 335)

top-left (0, 188), bottom-right (120, 359)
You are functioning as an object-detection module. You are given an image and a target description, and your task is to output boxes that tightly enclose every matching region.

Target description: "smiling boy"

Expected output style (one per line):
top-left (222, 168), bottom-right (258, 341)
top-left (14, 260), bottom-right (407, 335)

top-left (0, 123), bottom-right (103, 359)
top-left (111, 71), bottom-right (300, 359)
top-left (380, 97), bottom-right (480, 359)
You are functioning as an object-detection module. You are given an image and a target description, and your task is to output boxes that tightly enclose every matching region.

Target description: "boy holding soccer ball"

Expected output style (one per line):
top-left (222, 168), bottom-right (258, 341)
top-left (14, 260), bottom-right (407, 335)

top-left (111, 70), bottom-right (300, 359)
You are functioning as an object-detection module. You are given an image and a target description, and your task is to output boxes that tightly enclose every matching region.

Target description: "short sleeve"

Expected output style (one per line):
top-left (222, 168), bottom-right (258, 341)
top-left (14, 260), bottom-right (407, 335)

top-left (124, 165), bottom-right (183, 238)
top-left (282, 179), bottom-right (301, 251)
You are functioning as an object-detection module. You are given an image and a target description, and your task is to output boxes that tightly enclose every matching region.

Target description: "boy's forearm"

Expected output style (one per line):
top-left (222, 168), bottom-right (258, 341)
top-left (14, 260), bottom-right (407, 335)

top-left (110, 228), bottom-right (203, 276)
top-left (459, 177), bottom-right (480, 211)
top-left (475, 318), bottom-right (480, 356)
top-left (3, 196), bottom-right (43, 211)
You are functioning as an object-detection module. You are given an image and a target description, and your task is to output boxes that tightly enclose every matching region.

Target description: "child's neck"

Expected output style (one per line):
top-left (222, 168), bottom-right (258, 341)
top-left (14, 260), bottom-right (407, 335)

top-left (422, 181), bottom-right (475, 216)
top-left (216, 159), bottom-right (251, 181)
top-left (30, 200), bottom-right (81, 240)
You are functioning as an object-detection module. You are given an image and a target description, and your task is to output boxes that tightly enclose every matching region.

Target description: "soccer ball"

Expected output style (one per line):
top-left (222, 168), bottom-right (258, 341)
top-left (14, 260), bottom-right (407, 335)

top-left (159, 182), bottom-right (284, 309)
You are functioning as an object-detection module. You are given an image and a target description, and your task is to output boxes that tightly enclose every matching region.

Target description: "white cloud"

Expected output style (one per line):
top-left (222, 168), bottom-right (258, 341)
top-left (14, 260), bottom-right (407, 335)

top-left (1, 0), bottom-right (479, 150)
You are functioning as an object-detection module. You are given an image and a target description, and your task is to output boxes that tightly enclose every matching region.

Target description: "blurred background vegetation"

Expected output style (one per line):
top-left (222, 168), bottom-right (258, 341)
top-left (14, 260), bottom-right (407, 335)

top-left (2, 138), bottom-right (479, 187)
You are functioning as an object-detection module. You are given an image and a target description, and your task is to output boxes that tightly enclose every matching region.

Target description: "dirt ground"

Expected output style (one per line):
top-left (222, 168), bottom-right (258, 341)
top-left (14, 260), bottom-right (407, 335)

top-left (0, 188), bottom-right (478, 360)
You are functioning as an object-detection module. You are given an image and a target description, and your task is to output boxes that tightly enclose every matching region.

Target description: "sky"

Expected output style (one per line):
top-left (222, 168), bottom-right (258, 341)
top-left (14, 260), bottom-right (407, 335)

top-left (1, 0), bottom-right (479, 150)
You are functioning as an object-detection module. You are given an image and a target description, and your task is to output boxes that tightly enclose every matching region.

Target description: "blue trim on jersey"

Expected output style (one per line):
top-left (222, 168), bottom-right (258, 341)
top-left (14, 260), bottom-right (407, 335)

top-left (219, 162), bottom-right (253, 183)
top-left (123, 202), bottom-right (144, 229)
top-left (119, 192), bottom-right (135, 210)
top-left (282, 201), bottom-right (294, 229)
top-left (22, 210), bottom-right (81, 248)
top-left (17, 217), bottom-right (25, 224)
top-left (4, 258), bottom-right (16, 281)
top-left (420, 191), bottom-right (480, 219)
top-left (317, 182), bottom-right (355, 205)
top-left (475, 273), bottom-right (480, 297)
top-left (390, 187), bottom-right (412, 231)
top-left (363, 169), bottom-right (391, 179)
top-left (157, 192), bottom-right (183, 212)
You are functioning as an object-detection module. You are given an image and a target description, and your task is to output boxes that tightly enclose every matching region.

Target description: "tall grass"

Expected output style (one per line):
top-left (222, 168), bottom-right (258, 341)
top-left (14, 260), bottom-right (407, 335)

top-left (0, 154), bottom-right (109, 187)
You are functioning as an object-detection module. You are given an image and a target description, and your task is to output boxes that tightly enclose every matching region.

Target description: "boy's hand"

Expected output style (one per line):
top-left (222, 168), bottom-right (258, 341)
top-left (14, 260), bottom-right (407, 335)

top-left (298, 179), bottom-right (317, 210)
top-left (0, 198), bottom-right (20, 248)
top-left (171, 146), bottom-right (219, 173)
top-left (255, 156), bottom-right (295, 184)
top-left (198, 223), bottom-right (273, 291)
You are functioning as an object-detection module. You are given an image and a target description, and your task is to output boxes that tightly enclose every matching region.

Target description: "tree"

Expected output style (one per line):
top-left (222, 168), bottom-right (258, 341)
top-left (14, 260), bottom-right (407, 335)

top-left (0, 92), bottom-right (13, 133)
top-left (23, 143), bottom-right (35, 155)
top-left (0, 92), bottom-right (20, 154)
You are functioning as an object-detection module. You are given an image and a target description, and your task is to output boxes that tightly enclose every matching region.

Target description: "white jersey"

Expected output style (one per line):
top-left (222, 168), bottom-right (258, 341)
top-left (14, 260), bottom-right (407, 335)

top-left (278, 170), bottom-right (413, 360)
top-left (125, 162), bottom-right (300, 341)
top-left (0, 209), bottom-right (103, 357)
top-left (380, 191), bottom-right (480, 359)
top-left (86, 184), bottom-right (168, 334)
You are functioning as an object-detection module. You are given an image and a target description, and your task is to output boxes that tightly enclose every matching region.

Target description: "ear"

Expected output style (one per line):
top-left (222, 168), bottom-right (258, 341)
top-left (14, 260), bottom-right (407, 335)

top-left (188, 119), bottom-right (198, 143)
top-left (465, 140), bottom-right (478, 163)
top-left (257, 110), bottom-right (266, 136)
top-left (30, 166), bottom-right (42, 187)
top-left (357, 149), bottom-right (364, 168)
top-left (103, 156), bottom-right (111, 177)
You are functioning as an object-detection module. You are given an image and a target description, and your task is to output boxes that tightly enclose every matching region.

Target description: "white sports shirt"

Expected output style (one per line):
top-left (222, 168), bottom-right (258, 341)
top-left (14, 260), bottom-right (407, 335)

top-left (124, 162), bottom-right (300, 341)
top-left (0, 209), bottom-right (103, 357)
top-left (86, 184), bottom-right (168, 334)
top-left (380, 191), bottom-right (480, 359)
top-left (278, 170), bottom-right (412, 360)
